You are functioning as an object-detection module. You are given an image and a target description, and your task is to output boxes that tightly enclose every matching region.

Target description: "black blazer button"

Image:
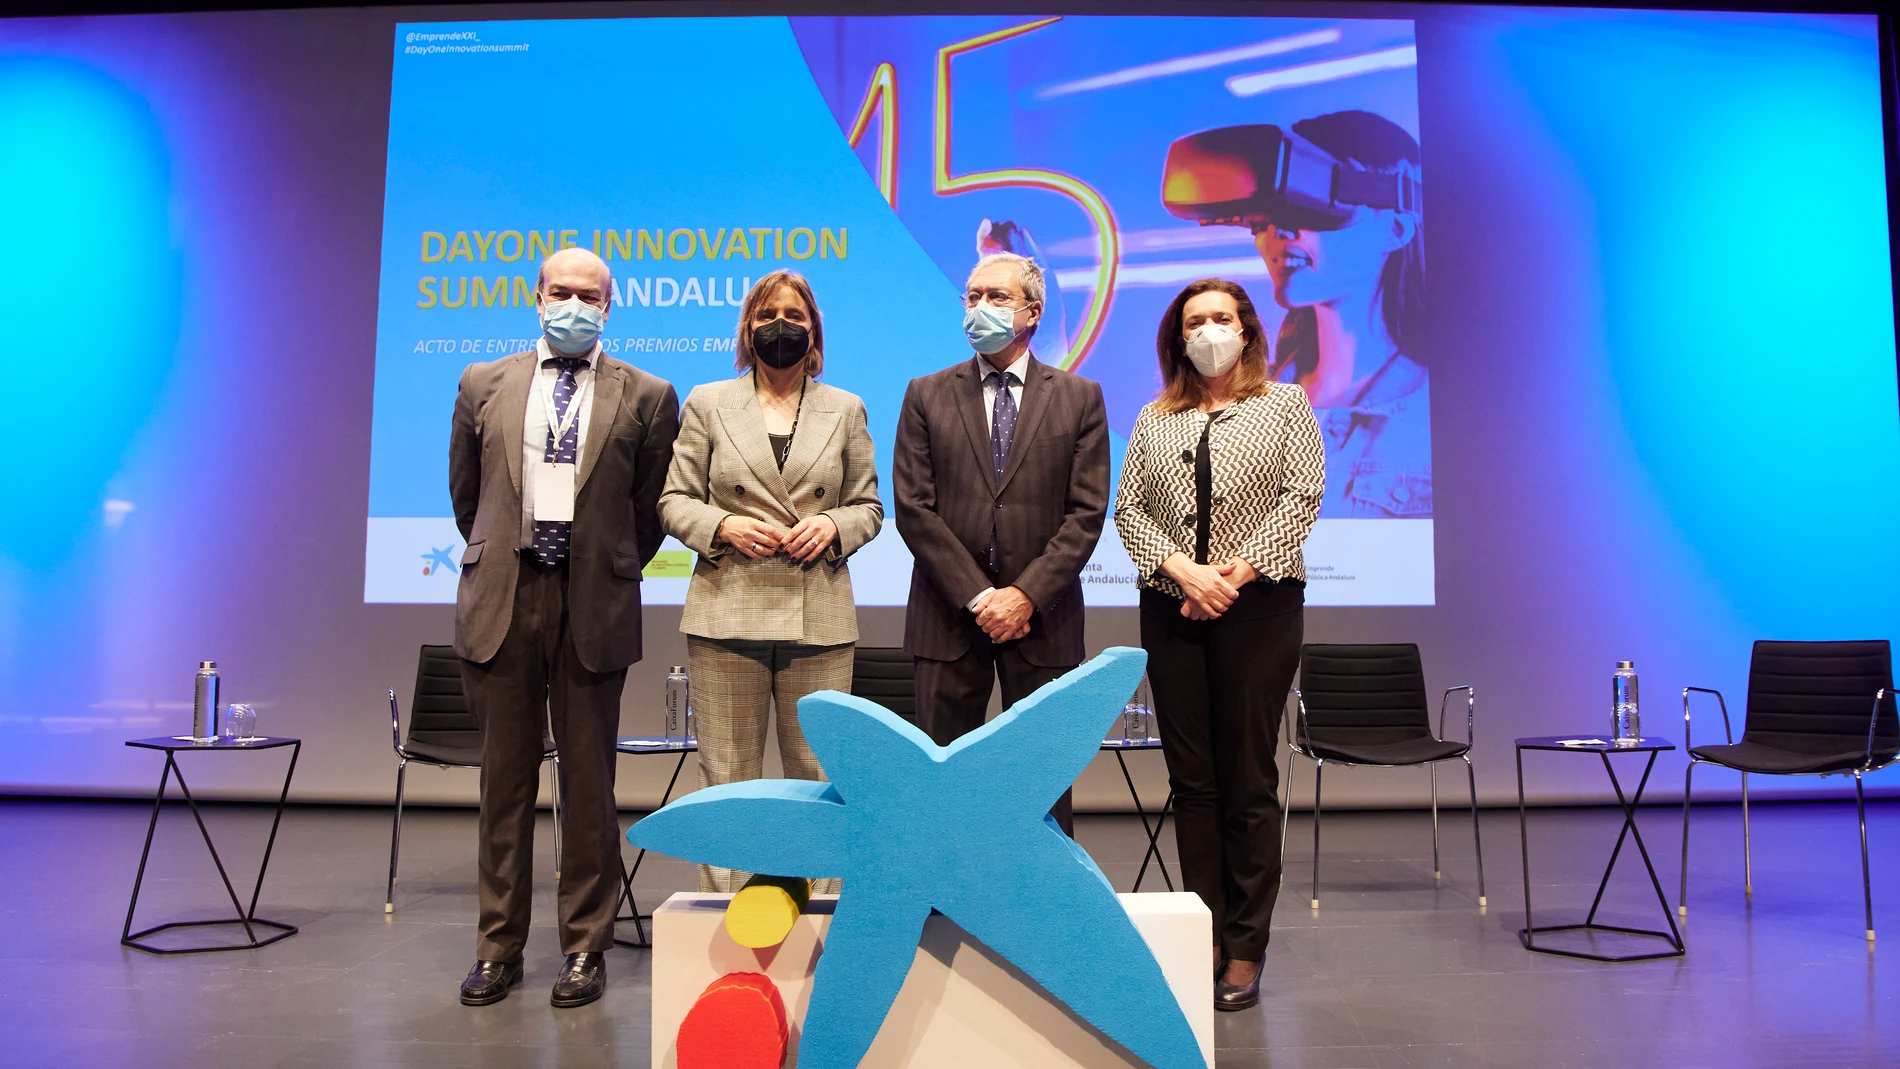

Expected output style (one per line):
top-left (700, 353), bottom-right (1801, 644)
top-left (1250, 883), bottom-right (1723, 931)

top-left (814, 486), bottom-right (825, 499)
top-left (735, 485), bottom-right (746, 495)
top-left (1181, 514), bottom-right (1192, 526)
top-left (1180, 449), bottom-right (1193, 463)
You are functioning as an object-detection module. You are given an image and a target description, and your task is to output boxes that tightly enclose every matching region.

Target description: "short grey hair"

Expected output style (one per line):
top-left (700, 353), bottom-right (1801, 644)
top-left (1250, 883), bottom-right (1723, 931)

top-left (967, 252), bottom-right (1045, 306)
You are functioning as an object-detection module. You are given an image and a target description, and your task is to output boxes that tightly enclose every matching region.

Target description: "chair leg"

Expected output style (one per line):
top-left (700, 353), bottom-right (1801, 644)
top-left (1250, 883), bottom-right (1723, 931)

top-left (385, 758), bottom-right (408, 914)
top-left (1430, 763), bottom-right (1442, 881)
top-left (1741, 770), bottom-right (1752, 896)
top-left (550, 756), bottom-right (564, 883)
top-left (1678, 761), bottom-right (1695, 919)
top-left (1277, 741), bottom-right (1294, 898)
top-left (1856, 772), bottom-right (1874, 943)
top-left (1463, 755), bottom-right (1486, 908)
top-left (1311, 760), bottom-right (1325, 910)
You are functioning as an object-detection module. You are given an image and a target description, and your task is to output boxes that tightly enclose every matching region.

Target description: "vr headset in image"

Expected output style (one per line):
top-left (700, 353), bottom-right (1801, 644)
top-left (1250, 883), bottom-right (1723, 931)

top-left (1161, 124), bottom-right (1420, 232)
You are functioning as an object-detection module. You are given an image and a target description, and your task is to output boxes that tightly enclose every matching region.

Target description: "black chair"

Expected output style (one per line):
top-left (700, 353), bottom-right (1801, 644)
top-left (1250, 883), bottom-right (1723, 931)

top-left (1679, 639), bottom-right (1897, 942)
top-left (612, 732), bottom-right (697, 950)
top-left (852, 647), bottom-right (917, 723)
top-left (1288, 643), bottom-right (1486, 910)
top-left (385, 645), bottom-right (560, 913)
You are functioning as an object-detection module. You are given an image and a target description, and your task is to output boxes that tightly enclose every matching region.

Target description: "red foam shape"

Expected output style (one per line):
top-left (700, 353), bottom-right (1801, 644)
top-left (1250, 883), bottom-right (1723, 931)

top-left (677, 971), bottom-right (789, 1069)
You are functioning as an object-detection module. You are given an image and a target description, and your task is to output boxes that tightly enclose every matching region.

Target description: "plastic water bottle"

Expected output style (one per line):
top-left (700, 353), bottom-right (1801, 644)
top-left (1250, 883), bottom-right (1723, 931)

top-left (1612, 661), bottom-right (1640, 746)
top-left (665, 665), bottom-right (690, 745)
top-left (1123, 676), bottom-right (1154, 744)
top-left (1122, 704), bottom-right (1148, 743)
top-left (192, 662), bottom-right (220, 740)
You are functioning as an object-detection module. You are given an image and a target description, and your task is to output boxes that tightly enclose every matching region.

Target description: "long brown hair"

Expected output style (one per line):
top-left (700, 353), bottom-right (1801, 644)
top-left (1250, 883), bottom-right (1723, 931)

top-left (735, 270), bottom-right (825, 377)
top-left (1153, 279), bottom-right (1271, 415)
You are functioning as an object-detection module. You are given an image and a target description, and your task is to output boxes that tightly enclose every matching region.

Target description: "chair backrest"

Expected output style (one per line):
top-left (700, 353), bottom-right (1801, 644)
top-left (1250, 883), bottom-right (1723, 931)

top-left (407, 644), bottom-right (482, 751)
top-left (852, 647), bottom-right (917, 723)
top-left (1297, 643), bottom-right (1434, 746)
top-left (1744, 640), bottom-right (1898, 759)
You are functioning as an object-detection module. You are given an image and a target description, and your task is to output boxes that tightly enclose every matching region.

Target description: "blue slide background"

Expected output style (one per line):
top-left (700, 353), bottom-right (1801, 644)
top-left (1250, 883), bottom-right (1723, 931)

top-left (367, 14), bottom-right (1435, 605)
top-left (372, 17), bottom-right (962, 520)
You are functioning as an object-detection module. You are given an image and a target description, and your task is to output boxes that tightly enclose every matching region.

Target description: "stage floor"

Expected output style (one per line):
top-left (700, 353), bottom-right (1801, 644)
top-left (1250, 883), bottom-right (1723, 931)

top-left (0, 797), bottom-right (1892, 1067)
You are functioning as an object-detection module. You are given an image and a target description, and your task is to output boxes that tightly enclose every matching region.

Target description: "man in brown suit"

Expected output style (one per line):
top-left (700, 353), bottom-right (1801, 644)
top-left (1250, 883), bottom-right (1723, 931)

top-left (449, 248), bottom-right (679, 1008)
top-left (893, 252), bottom-right (1110, 834)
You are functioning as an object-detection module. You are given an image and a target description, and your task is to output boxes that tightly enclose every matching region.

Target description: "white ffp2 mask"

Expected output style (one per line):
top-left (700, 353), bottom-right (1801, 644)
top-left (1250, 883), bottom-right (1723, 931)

top-left (1186, 323), bottom-right (1243, 378)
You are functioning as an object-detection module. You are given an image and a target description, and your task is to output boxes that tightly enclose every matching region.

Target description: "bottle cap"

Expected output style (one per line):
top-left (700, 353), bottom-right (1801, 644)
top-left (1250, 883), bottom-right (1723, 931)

top-left (199, 661), bottom-right (217, 671)
top-left (1616, 660), bottom-right (1633, 670)
top-left (670, 665), bottom-right (687, 674)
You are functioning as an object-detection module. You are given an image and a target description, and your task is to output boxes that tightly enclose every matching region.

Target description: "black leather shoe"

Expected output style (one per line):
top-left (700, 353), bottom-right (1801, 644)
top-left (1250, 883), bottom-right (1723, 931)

top-left (550, 952), bottom-right (606, 1008)
top-left (459, 959), bottom-right (524, 1006)
top-left (1215, 967), bottom-right (1261, 1012)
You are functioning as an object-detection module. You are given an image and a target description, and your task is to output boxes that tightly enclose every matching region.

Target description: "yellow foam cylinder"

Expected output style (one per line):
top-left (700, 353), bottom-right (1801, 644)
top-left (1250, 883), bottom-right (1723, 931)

top-left (723, 874), bottom-right (812, 949)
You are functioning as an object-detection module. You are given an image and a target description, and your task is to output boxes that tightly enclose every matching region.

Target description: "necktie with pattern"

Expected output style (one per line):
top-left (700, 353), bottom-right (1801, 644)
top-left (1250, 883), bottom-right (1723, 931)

top-left (986, 369), bottom-right (1019, 573)
top-left (530, 356), bottom-right (587, 566)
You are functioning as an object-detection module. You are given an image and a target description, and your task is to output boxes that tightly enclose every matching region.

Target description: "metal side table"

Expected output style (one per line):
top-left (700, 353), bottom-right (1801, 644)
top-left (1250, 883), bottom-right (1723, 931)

top-left (1100, 737), bottom-right (1175, 893)
top-left (613, 735), bottom-right (697, 948)
top-left (1515, 735), bottom-right (1684, 961)
top-left (122, 735), bottom-right (301, 954)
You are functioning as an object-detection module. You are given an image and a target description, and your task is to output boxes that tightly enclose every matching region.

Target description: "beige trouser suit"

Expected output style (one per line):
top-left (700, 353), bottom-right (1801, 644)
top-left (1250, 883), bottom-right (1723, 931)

top-left (658, 371), bottom-right (883, 892)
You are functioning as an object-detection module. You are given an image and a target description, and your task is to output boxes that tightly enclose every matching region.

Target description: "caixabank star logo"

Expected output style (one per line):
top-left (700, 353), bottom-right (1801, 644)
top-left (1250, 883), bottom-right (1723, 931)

top-left (421, 545), bottom-right (460, 577)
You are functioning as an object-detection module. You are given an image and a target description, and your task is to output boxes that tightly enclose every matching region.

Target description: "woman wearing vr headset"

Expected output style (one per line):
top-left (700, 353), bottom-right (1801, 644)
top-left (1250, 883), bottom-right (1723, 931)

top-left (1254, 110), bottom-right (1428, 519)
top-left (658, 270), bottom-right (883, 893)
top-left (1114, 278), bottom-right (1324, 1011)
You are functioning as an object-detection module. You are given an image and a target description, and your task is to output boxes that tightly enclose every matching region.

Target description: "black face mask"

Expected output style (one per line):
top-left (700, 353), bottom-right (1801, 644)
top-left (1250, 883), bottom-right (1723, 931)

top-left (752, 318), bottom-right (811, 369)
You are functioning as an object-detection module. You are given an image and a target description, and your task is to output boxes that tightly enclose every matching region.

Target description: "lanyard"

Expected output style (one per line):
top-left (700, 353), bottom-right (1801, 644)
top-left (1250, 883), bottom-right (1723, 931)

top-left (757, 371), bottom-right (806, 465)
top-left (539, 359), bottom-right (593, 461)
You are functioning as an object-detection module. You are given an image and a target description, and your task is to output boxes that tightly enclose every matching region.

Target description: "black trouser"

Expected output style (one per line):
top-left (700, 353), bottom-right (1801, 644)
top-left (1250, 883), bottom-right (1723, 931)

top-left (460, 556), bottom-right (626, 961)
top-left (1140, 580), bottom-right (1302, 962)
top-left (913, 641), bottom-right (1075, 835)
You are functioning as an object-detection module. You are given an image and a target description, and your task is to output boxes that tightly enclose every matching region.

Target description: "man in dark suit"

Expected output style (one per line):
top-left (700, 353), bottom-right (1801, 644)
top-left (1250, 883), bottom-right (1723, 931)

top-left (449, 247), bottom-right (680, 1008)
top-left (893, 252), bottom-right (1110, 834)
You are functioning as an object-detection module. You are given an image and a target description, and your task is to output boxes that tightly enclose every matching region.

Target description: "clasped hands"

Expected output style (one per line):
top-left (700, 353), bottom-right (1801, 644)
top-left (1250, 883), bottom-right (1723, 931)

top-left (718, 514), bottom-right (838, 564)
top-left (1162, 553), bottom-right (1258, 620)
top-left (970, 586), bottom-right (1034, 644)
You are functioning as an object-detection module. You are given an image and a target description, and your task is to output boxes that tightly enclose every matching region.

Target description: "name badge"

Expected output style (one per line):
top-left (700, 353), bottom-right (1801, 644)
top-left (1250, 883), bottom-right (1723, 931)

top-left (532, 462), bottom-right (576, 522)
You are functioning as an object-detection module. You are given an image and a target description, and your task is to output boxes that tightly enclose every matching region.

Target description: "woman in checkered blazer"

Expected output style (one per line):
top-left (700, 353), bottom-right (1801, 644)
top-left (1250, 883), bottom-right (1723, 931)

top-left (1113, 278), bottom-right (1324, 1012)
top-left (659, 271), bottom-right (883, 893)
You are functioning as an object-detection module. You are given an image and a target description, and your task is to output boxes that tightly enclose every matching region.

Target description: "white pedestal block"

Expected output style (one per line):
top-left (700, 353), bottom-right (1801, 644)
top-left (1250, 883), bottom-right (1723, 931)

top-left (651, 892), bottom-right (1213, 1068)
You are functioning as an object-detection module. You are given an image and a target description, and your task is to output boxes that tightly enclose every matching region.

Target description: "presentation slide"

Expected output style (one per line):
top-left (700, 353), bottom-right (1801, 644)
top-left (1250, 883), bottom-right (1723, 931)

top-left (365, 15), bottom-right (1432, 606)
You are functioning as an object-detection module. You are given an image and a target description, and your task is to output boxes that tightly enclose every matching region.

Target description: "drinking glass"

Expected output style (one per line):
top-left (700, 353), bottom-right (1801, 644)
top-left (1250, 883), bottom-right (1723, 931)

top-left (224, 703), bottom-right (258, 741)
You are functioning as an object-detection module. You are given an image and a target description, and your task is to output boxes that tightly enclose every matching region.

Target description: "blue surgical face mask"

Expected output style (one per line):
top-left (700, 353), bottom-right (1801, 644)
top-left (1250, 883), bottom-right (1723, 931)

top-left (541, 296), bottom-right (605, 354)
top-left (963, 300), bottom-right (1022, 356)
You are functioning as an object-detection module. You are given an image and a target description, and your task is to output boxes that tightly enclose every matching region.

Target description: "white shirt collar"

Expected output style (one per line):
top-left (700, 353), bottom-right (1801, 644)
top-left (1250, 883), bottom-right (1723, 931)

top-left (974, 350), bottom-right (1031, 383)
top-left (536, 337), bottom-right (601, 370)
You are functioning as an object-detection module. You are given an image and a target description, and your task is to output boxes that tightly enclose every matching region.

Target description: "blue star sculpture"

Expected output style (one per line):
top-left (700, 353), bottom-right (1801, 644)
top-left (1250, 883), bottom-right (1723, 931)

top-left (628, 646), bottom-right (1204, 1069)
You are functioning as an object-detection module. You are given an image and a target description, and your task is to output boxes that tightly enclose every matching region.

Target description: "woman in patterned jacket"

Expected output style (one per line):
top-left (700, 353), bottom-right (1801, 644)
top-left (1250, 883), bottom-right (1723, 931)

top-left (1113, 277), bottom-right (1324, 1012)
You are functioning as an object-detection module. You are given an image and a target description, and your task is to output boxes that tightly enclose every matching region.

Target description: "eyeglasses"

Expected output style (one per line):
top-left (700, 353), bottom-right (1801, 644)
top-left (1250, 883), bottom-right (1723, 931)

top-left (962, 290), bottom-right (1027, 309)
